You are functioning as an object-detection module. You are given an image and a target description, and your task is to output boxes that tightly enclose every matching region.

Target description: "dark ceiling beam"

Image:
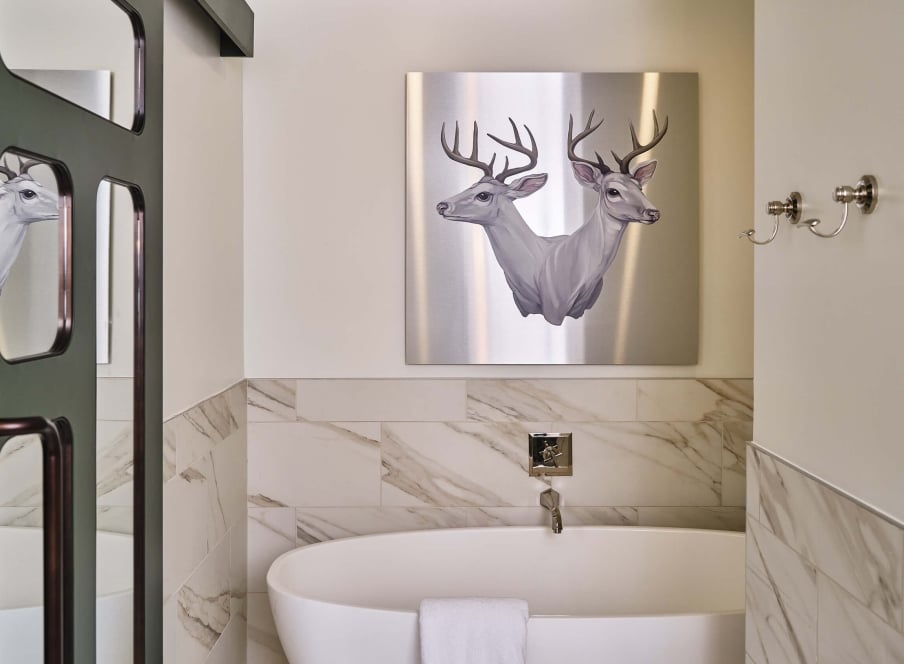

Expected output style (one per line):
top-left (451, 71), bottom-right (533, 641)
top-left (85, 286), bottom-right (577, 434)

top-left (193, 0), bottom-right (254, 57)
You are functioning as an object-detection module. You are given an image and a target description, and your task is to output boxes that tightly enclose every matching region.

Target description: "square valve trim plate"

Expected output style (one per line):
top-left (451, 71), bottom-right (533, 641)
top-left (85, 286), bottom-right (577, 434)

top-left (529, 432), bottom-right (573, 477)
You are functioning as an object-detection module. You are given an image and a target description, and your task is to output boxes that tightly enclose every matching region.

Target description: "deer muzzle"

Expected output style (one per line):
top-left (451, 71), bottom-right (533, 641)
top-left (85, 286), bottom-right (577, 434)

top-left (436, 201), bottom-right (450, 216)
top-left (642, 208), bottom-right (660, 223)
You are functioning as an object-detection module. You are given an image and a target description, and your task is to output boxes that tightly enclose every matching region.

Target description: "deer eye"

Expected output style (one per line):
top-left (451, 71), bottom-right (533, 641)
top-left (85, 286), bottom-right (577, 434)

top-left (20, 189), bottom-right (37, 201)
top-left (475, 192), bottom-right (492, 202)
top-left (606, 188), bottom-right (621, 198)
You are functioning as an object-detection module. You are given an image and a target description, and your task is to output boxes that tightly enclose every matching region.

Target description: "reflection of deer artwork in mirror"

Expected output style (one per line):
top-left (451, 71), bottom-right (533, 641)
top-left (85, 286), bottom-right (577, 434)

top-left (0, 157), bottom-right (59, 293)
top-left (407, 72), bottom-right (699, 365)
top-left (0, 150), bottom-right (68, 361)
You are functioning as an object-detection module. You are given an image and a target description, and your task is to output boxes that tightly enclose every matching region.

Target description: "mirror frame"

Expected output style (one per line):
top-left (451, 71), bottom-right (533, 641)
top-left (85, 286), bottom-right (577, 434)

top-left (0, 147), bottom-right (73, 364)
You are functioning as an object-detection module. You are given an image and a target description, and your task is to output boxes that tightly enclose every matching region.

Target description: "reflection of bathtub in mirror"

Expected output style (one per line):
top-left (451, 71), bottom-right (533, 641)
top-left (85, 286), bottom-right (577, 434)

top-left (0, 528), bottom-right (133, 664)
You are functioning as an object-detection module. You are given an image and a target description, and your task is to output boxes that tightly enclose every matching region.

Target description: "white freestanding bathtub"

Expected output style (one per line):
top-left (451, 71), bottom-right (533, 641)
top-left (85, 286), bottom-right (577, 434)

top-left (0, 527), bottom-right (133, 663)
top-left (268, 526), bottom-right (745, 664)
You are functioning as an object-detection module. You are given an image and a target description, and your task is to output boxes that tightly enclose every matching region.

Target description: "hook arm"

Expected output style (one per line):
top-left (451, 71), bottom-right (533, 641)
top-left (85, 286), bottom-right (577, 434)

top-left (739, 215), bottom-right (780, 245)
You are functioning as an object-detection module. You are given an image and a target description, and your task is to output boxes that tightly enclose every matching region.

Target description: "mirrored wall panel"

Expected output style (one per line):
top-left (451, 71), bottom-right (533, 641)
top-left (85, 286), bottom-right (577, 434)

top-left (0, 150), bottom-right (69, 361)
top-left (0, 434), bottom-right (45, 662)
top-left (0, 0), bottom-right (142, 130)
top-left (96, 180), bottom-right (138, 663)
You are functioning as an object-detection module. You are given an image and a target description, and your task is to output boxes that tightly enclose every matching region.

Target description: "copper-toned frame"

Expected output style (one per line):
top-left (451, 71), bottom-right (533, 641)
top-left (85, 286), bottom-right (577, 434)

top-left (0, 417), bottom-right (72, 664)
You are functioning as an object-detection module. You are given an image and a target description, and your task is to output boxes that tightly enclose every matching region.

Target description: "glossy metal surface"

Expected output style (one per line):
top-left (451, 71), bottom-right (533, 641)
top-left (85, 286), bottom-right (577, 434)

top-left (539, 488), bottom-right (563, 533)
top-left (528, 432), bottom-right (572, 477)
top-left (407, 73), bottom-right (699, 365)
top-left (803, 175), bottom-right (878, 239)
top-left (739, 192), bottom-right (801, 245)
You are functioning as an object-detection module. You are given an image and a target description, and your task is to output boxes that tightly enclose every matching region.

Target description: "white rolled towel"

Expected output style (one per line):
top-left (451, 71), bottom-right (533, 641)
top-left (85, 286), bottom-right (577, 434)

top-left (418, 597), bottom-right (529, 664)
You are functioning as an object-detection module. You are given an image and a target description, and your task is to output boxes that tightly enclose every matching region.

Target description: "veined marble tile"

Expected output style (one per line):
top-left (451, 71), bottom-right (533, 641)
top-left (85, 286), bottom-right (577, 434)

top-left (97, 506), bottom-right (133, 534)
top-left (248, 422), bottom-right (380, 508)
top-left (746, 446), bottom-right (760, 519)
top-left (96, 421), bottom-right (133, 506)
top-left (0, 506), bottom-right (41, 527)
top-left (465, 506), bottom-right (638, 528)
top-left (96, 377), bottom-right (134, 421)
top-left (381, 422), bottom-right (550, 507)
top-left (295, 507), bottom-right (469, 546)
top-left (637, 379), bottom-right (753, 422)
top-left (818, 573), bottom-right (904, 664)
top-left (466, 379), bottom-right (636, 423)
top-left (247, 592), bottom-right (289, 664)
top-left (0, 434), bottom-right (42, 507)
top-left (163, 417), bottom-right (177, 482)
top-left (747, 516), bottom-right (817, 626)
top-left (248, 379), bottom-right (296, 422)
top-left (173, 537), bottom-right (231, 664)
top-left (206, 614), bottom-right (246, 664)
top-left (211, 429), bottom-right (246, 532)
top-left (164, 449), bottom-right (235, 599)
top-left (637, 506), bottom-right (745, 531)
top-left (248, 508), bottom-right (296, 592)
top-left (296, 379), bottom-right (466, 422)
top-left (746, 562), bottom-right (816, 664)
top-left (172, 386), bottom-right (242, 474)
top-left (723, 420), bottom-right (752, 507)
top-left (226, 381), bottom-right (247, 432)
top-left (228, 517), bottom-right (247, 616)
top-left (755, 449), bottom-right (904, 628)
top-left (549, 421), bottom-right (722, 506)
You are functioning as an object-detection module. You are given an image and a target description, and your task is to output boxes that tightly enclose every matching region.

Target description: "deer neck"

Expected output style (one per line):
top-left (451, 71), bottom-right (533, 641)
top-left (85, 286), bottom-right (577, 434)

top-left (589, 205), bottom-right (630, 274)
top-left (482, 206), bottom-right (546, 280)
top-left (0, 221), bottom-right (28, 291)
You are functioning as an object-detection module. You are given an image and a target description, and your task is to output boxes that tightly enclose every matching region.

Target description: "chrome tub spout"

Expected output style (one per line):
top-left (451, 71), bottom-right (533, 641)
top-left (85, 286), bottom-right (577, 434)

top-left (540, 488), bottom-right (563, 534)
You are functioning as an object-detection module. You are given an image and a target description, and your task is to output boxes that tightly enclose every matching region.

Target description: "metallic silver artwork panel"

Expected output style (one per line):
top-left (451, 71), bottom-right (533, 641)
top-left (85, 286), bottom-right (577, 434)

top-left (406, 72), bottom-right (699, 365)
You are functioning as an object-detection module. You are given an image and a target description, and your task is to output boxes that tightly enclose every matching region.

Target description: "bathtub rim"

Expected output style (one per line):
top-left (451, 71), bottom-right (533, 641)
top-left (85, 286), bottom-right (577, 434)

top-left (267, 525), bottom-right (745, 620)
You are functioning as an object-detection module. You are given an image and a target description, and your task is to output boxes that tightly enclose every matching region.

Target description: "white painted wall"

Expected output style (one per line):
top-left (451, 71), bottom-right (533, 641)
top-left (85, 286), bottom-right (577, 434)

top-left (242, 0), bottom-right (754, 379)
top-left (754, 0), bottom-right (904, 521)
top-left (163, 0), bottom-right (245, 417)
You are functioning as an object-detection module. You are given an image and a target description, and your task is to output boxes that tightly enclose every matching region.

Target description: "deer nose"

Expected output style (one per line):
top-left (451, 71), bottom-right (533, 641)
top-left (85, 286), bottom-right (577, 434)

top-left (436, 202), bottom-right (449, 215)
top-left (643, 208), bottom-right (660, 222)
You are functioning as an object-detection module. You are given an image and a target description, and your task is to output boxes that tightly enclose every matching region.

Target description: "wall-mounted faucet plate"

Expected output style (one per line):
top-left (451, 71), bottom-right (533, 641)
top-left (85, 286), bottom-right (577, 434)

top-left (529, 432), bottom-right (573, 477)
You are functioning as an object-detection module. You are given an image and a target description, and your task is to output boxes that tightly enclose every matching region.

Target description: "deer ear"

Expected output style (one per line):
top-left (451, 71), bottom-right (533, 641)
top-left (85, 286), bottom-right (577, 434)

top-left (571, 162), bottom-right (601, 190)
top-left (632, 160), bottom-right (658, 187)
top-left (507, 173), bottom-right (548, 198)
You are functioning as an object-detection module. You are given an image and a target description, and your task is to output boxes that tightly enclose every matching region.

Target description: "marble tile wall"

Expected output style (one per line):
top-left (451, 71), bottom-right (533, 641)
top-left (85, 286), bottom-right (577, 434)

top-left (245, 377), bottom-right (752, 663)
top-left (746, 445), bottom-right (904, 664)
top-left (163, 381), bottom-right (248, 664)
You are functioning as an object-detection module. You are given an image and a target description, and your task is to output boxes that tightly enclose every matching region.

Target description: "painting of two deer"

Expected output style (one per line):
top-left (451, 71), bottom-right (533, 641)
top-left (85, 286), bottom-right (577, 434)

top-left (406, 72), bottom-right (699, 365)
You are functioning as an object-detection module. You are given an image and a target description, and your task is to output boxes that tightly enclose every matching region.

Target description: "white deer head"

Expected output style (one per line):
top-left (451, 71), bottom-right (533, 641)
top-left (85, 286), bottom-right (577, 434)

top-left (436, 119), bottom-right (548, 225)
top-left (0, 157), bottom-right (60, 293)
top-left (436, 120), bottom-right (552, 317)
top-left (567, 110), bottom-right (668, 225)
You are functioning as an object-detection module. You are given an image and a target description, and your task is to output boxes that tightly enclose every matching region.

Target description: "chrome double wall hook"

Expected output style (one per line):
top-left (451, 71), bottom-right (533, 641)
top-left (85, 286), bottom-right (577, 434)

top-left (739, 192), bottom-right (802, 245)
top-left (800, 175), bottom-right (877, 239)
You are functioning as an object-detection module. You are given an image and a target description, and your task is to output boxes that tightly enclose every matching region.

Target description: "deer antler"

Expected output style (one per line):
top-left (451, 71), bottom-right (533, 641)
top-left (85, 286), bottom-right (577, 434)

top-left (0, 158), bottom-right (16, 181)
top-left (611, 110), bottom-right (669, 175)
top-left (441, 122), bottom-right (496, 178)
top-left (487, 118), bottom-right (538, 182)
top-left (17, 156), bottom-right (41, 175)
top-left (567, 111), bottom-right (613, 175)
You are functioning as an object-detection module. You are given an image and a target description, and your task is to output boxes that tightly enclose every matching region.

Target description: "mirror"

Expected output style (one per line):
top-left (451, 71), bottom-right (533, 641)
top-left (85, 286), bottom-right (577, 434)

top-left (0, 150), bottom-right (70, 362)
top-left (96, 180), bottom-right (139, 663)
top-left (0, 0), bottom-right (142, 130)
top-left (0, 434), bottom-right (45, 661)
